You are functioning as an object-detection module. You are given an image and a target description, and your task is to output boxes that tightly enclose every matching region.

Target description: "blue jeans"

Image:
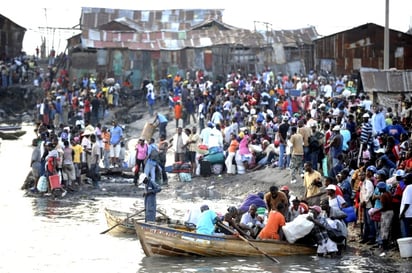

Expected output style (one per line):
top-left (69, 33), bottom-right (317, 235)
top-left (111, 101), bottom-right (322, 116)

top-left (2, 75), bottom-right (8, 88)
top-left (303, 146), bottom-right (310, 165)
top-left (278, 143), bottom-right (286, 168)
top-left (159, 122), bottom-right (167, 138)
top-left (310, 150), bottom-right (319, 170)
top-left (363, 206), bottom-right (376, 241)
top-left (144, 159), bottom-right (157, 182)
top-left (400, 217), bottom-right (412, 238)
top-left (148, 103), bottom-right (154, 117)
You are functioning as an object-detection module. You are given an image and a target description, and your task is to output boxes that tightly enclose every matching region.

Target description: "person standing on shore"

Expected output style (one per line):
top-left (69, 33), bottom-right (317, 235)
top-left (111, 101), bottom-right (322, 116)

top-left (289, 126), bottom-right (304, 184)
top-left (89, 134), bottom-right (101, 189)
top-left (153, 112), bottom-right (168, 138)
top-left (141, 173), bottom-right (161, 222)
top-left (134, 138), bottom-right (148, 186)
top-left (109, 120), bottom-right (123, 167)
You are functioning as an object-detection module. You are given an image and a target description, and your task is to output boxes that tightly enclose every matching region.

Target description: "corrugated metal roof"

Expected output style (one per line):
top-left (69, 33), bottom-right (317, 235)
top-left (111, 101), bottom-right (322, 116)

top-left (80, 28), bottom-right (265, 50)
top-left (259, 26), bottom-right (320, 47)
top-left (78, 8), bottom-right (317, 51)
top-left (360, 68), bottom-right (412, 92)
top-left (81, 8), bottom-right (224, 31)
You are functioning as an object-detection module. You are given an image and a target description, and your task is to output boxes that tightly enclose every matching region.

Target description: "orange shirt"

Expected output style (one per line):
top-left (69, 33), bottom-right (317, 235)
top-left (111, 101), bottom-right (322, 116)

top-left (102, 131), bottom-right (111, 151)
top-left (174, 104), bottom-right (182, 119)
top-left (228, 139), bottom-right (239, 153)
top-left (258, 210), bottom-right (285, 240)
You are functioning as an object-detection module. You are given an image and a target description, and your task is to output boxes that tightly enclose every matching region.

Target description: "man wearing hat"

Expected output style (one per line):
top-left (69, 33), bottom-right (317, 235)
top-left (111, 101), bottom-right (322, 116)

top-left (140, 173), bottom-right (161, 222)
top-left (196, 204), bottom-right (219, 235)
top-left (200, 121), bottom-right (213, 146)
top-left (306, 204), bottom-right (339, 256)
top-left (374, 181), bottom-right (394, 250)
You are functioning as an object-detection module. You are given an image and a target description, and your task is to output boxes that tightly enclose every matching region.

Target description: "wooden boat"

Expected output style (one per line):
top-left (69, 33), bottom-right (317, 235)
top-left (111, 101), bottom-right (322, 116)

top-left (104, 207), bottom-right (146, 235)
top-left (0, 125), bottom-right (22, 131)
top-left (0, 130), bottom-right (26, 140)
top-left (104, 208), bottom-right (190, 235)
top-left (134, 221), bottom-right (317, 258)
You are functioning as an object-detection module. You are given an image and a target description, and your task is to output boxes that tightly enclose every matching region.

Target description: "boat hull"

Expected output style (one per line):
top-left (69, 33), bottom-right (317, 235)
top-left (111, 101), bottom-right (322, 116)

top-left (0, 130), bottom-right (26, 140)
top-left (134, 221), bottom-right (316, 258)
top-left (104, 208), bottom-right (144, 235)
top-left (104, 208), bottom-right (188, 236)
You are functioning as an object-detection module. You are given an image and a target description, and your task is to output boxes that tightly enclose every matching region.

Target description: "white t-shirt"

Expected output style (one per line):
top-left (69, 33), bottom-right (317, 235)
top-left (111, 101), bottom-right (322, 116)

top-left (400, 184), bottom-right (412, 218)
top-left (329, 195), bottom-right (346, 211)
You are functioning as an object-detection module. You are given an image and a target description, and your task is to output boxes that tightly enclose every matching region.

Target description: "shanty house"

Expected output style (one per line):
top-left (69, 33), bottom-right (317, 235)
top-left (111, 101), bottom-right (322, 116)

top-left (67, 8), bottom-right (319, 88)
top-left (314, 23), bottom-right (412, 77)
top-left (0, 14), bottom-right (26, 59)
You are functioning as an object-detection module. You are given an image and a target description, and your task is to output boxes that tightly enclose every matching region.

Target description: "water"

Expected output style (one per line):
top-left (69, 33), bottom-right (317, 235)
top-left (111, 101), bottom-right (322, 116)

top-left (0, 127), bottom-right (410, 273)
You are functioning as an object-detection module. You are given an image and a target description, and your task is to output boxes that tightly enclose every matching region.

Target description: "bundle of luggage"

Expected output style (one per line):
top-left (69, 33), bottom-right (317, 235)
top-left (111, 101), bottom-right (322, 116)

top-left (171, 161), bottom-right (191, 173)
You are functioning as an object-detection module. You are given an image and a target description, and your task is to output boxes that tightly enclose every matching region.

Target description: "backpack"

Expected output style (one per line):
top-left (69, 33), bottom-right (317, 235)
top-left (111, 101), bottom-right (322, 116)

top-left (149, 147), bottom-right (160, 162)
top-left (309, 134), bottom-right (320, 151)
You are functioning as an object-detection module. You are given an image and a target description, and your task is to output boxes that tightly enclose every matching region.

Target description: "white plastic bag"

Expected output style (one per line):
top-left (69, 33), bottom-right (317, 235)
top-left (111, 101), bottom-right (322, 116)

top-left (282, 214), bottom-right (314, 243)
top-left (37, 175), bottom-right (48, 192)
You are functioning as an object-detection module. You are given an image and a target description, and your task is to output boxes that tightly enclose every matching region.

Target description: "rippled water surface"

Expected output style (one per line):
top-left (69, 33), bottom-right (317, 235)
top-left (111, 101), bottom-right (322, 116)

top-left (0, 127), bottom-right (409, 272)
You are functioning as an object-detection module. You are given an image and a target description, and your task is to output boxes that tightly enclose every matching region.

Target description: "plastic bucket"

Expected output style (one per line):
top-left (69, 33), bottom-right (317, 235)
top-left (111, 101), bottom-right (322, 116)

top-left (49, 175), bottom-right (61, 190)
top-left (397, 237), bottom-right (412, 258)
top-left (237, 164), bottom-right (245, 174)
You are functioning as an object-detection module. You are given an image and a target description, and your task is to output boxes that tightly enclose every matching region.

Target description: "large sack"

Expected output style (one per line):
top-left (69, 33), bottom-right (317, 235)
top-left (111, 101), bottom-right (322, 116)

top-left (203, 152), bottom-right (225, 164)
top-left (141, 122), bottom-right (156, 142)
top-left (282, 214), bottom-right (314, 243)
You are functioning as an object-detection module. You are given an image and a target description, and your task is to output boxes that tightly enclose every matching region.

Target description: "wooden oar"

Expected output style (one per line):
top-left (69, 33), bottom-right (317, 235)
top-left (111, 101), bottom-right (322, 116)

top-left (216, 222), bottom-right (280, 263)
top-left (100, 209), bottom-right (145, 234)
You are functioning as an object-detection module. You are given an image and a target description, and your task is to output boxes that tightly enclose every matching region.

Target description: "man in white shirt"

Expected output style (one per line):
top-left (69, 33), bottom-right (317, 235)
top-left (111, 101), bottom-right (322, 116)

top-left (400, 173), bottom-right (412, 238)
top-left (324, 81), bottom-right (333, 98)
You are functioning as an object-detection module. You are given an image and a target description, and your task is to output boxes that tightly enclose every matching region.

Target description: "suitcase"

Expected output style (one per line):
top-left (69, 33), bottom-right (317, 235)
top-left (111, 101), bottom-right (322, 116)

top-left (200, 160), bottom-right (212, 177)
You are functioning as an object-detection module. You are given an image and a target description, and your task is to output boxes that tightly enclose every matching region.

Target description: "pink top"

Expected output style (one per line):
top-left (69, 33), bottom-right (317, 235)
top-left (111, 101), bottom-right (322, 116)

top-left (136, 143), bottom-right (148, 160)
top-left (238, 135), bottom-right (250, 155)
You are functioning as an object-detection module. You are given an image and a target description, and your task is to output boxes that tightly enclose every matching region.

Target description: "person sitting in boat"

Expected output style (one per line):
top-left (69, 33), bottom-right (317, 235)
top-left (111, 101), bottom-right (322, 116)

top-left (320, 199), bottom-right (348, 254)
top-left (237, 192), bottom-right (266, 216)
top-left (219, 206), bottom-right (250, 238)
top-left (239, 204), bottom-right (265, 238)
top-left (288, 198), bottom-right (308, 222)
top-left (257, 203), bottom-right (286, 240)
top-left (306, 205), bottom-right (339, 257)
top-left (196, 205), bottom-right (220, 235)
top-left (264, 185), bottom-right (289, 217)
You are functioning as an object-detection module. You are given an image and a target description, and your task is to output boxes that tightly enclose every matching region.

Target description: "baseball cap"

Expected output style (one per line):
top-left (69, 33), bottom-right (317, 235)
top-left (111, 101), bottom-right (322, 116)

top-left (326, 184), bottom-right (336, 191)
top-left (309, 205), bottom-right (322, 213)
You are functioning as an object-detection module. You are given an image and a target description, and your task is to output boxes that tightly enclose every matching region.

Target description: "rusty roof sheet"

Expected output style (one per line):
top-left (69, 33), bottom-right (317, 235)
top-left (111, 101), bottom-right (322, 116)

top-left (81, 8), bottom-right (224, 31)
top-left (360, 68), bottom-right (412, 92)
top-left (259, 26), bottom-right (320, 47)
top-left (80, 28), bottom-right (265, 50)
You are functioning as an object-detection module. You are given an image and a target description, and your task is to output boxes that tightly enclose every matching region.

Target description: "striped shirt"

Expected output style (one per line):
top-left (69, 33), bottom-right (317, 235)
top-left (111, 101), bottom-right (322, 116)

top-left (360, 122), bottom-right (373, 144)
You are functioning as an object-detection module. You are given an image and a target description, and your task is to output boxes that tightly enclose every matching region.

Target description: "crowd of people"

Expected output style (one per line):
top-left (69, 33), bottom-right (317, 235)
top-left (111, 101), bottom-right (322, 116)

top-left (21, 63), bottom-right (412, 257)
top-left (140, 68), bottom-right (412, 257)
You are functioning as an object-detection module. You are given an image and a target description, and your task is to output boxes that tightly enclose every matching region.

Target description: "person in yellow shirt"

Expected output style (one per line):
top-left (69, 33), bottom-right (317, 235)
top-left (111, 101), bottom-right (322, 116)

top-left (71, 137), bottom-right (84, 186)
top-left (303, 161), bottom-right (322, 199)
